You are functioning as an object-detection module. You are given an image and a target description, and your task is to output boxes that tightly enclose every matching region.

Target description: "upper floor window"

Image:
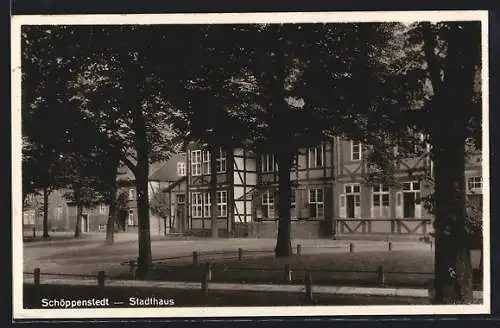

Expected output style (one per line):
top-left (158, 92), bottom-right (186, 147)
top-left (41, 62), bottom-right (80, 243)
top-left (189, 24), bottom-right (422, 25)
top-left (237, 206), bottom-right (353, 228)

top-left (216, 149), bottom-right (227, 173)
top-left (351, 141), bottom-right (362, 161)
top-left (308, 144), bottom-right (324, 168)
top-left (177, 162), bottom-right (186, 176)
top-left (261, 154), bottom-right (275, 173)
top-left (200, 148), bottom-right (227, 174)
top-left (202, 150), bottom-right (211, 174)
top-left (191, 150), bottom-right (202, 176)
top-left (99, 204), bottom-right (106, 214)
top-left (467, 176), bottom-right (482, 193)
top-left (54, 206), bottom-right (63, 218)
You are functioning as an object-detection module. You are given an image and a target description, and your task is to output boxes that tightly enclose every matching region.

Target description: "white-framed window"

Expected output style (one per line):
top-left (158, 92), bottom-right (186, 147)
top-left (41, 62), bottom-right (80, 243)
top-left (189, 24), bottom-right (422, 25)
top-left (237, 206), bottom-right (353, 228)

top-left (308, 144), bottom-right (324, 168)
top-left (262, 190), bottom-right (275, 219)
top-left (309, 188), bottom-right (324, 219)
top-left (467, 176), bottom-right (482, 193)
top-left (99, 204), bottom-right (106, 214)
top-left (191, 192), bottom-right (203, 218)
top-left (202, 150), bottom-right (211, 174)
top-left (342, 183), bottom-right (361, 218)
top-left (98, 224), bottom-right (106, 232)
top-left (177, 162), bottom-right (186, 176)
top-left (399, 181), bottom-right (421, 219)
top-left (216, 191), bottom-right (228, 217)
top-left (203, 192), bottom-right (211, 217)
top-left (191, 150), bottom-right (202, 176)
top-left (128, 209), bottom-right (134, 226)
top-left (128, 188), bottom-right (135, 200)
top-left (216, 148), bottom-right (227, 173)
top-left (261, 154), bottom-right (275, 173)
top-left (290, 188), bottom-right (297, 219)
top-left (372, 184), bottom-right (390, 218)
top-left (54, 206), bottom-right (63, 218)
top-left (351, 141), bottom-right (362, 161)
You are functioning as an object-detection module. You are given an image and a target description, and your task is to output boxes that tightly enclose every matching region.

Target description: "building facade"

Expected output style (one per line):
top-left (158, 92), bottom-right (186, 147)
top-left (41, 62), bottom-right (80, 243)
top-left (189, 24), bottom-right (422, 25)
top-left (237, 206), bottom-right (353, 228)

top-left (167, 137), bottom-right (482, 239)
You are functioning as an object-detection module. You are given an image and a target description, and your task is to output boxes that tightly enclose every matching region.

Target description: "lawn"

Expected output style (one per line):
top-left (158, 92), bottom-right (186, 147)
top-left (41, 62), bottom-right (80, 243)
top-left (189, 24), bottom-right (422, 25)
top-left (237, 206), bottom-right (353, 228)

top-left (116, 250), bottom-right (438, 288)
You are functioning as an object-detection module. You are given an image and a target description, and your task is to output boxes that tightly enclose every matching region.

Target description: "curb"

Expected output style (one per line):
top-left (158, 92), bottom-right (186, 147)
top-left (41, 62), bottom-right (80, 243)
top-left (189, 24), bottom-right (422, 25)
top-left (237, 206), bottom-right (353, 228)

top-left (24, 276), bottom-right (483, 300)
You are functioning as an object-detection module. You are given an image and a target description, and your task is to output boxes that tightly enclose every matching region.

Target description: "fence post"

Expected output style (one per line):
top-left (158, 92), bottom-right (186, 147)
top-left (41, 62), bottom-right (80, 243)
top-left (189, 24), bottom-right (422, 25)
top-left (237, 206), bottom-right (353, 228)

top-left (238, 248), bottom-right (243, 261)
top-left (97, 271), bottom-right (105, 288)
top-left (349, 243), bottom-right (354, 253)
top-left (206, 262), bottom-right (212, 281)
top-left (377, 265), bottom-right (385, 286)
top-left (284, 264), bottom-right (292, 283)
top-left (34, 268), bottom-right (40, 286)
top-left (296, 244), bottom-right (302, 255)
top-left (305, 271), bottom-right (313, 302)
top-left (129, 261), bottom-right (136, 279)
top-left (32, 227), bottom-right (36, 238)
top-left (388, 241), bottom-right (392, 251)
top-left (201, 272), bottom-right (209, 296)
top-left (193, 251), bottom-right (198, 265)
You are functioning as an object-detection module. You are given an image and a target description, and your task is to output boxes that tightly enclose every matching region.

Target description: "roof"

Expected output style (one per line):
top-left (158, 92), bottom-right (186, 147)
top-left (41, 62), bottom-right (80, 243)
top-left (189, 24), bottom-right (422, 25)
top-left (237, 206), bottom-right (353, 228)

top-left (116, 153), bottom-right (186, 183)
top-left (162, 176), bottom-right (187, 193)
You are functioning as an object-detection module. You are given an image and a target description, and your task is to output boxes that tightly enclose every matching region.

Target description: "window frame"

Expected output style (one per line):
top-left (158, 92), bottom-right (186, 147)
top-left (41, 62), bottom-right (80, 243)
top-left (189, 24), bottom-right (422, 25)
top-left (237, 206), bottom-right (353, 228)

top-left (261, 154), bottom-right (275, 173)
top-left (191, 192), bottom-right (203, 218)
top-left (351, 141), bottom-right (362, 161)
top-left (308, 144), bottom-right (324, 168)
top-left (262, 190), bottom-right (275, 219)
top-left (216, 190), bottom-right (228, 217)
top-left (177, 162), bottom-right (186, 176)
top-left (191, 150), bottom-right (202, 176)
top-left (308, 188), bottom-right (324, 219)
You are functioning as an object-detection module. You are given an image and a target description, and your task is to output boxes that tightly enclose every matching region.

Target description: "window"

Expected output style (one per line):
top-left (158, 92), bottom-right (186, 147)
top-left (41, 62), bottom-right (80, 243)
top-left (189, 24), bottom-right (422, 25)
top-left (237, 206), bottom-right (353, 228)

top-left (216, 191), bottom-right (228, 217)
top-left (54, 206), bottom-right (63, 218)
top-left (261, 154), bottom-right (275, 173)
top-left (372, 184), bottom-right (390, 218)
top-left (176, 194), bottom-right (185, 204)
top-left (98, 224), bottom-right (106, 232)
top-left (128, 209), bottom-right (134, 226)
top-left (309, 189), bottom-right (324, 219)
top-left (216, 148), bottom-right (227, 173)
top-left (308, 144), bottom-right (324, 168)
top-left (262, 190), bottom-right (275, 219)
top-left (191, 150), bottom-right (202, 176)
top-left (351, 141), bottom-right (362, 161)
top-left (99, 204), bottom-right (106, 214)
top-left (128, 188), bottom-right (135, 200)
top-left (290, 188), bottom-right (297, 219)
top-left (468, 176), bottom-right (482, 192)
top-left (177, 162), bottom-right (186, 176)
top-left (202, 150), bottom-right (211, 174)
top-left (203, 192), bottom-right (211, 217)
top-left (191, 192), bottom-right (203, 218)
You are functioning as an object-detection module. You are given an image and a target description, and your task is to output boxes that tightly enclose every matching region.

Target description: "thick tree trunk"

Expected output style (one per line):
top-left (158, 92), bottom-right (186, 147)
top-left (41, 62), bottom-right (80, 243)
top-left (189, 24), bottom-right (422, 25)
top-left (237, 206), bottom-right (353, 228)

top-left (75, 204), bottom-right (82, 238)
top-left (275, 148), bottom-right (294, 258)
top-left (42, 187), bottom-right (50, 238)
top-left (210, 144), bottom-right (219, 238)
top-left (133, 108), bottom-right (152, 275)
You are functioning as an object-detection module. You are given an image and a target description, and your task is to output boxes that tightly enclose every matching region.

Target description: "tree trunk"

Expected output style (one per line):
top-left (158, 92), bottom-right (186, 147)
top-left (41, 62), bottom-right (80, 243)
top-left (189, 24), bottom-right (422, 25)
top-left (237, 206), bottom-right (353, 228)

top-left (105, 184), bottom-right (118, 245)
top-left (42, 187), bottom-right (50, 238)
top-left (275, 148), bottom-right (294, 257)
top-left (133, 107), bottom-right (152, 275)
top-left (210, 144), bottom-right (219, 238)
top-left (75, 203), bottom-right (82, 238)
top-left (428, 23), bottom-right (480, 304)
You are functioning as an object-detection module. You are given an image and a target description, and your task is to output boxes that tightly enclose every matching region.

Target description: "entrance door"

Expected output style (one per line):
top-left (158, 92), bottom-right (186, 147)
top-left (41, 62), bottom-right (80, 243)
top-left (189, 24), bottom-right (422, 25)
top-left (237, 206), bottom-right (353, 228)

top-left (81, 214), bottom-right (89, 232)
top-left (403, 192), bottom-right (415, 218)
top-left (176, 206), bottom-right (185, 232)
top-left (346, 195), bottom-right (355, 218)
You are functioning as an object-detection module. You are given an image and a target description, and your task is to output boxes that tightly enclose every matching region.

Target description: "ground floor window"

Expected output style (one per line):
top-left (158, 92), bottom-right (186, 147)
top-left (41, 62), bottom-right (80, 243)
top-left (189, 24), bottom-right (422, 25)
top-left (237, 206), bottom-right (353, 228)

top-left (372, 184), bottom-right (390, 218)
top-left (262, 190), bottom-right (275, 219)
top-left (203, 192), bottom-right (211, 217)
top-left (23, 210), bottom-right (36, 225)
top-left (217, 191), bottom-right (228, 217)
top-left (98, 224), bottom-right (106, 231)
top-left (309, 188), bottom-right (324, 219)
top-left (128, 209), bottom-right (134, 226)
top-left (191, 192), bottom-right (203, 218)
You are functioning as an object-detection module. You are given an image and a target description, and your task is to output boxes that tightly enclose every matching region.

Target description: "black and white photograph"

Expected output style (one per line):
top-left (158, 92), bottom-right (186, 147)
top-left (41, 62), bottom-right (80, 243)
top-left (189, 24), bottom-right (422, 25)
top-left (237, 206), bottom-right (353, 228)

top-left (11, 11), bottom-right (490, 319)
